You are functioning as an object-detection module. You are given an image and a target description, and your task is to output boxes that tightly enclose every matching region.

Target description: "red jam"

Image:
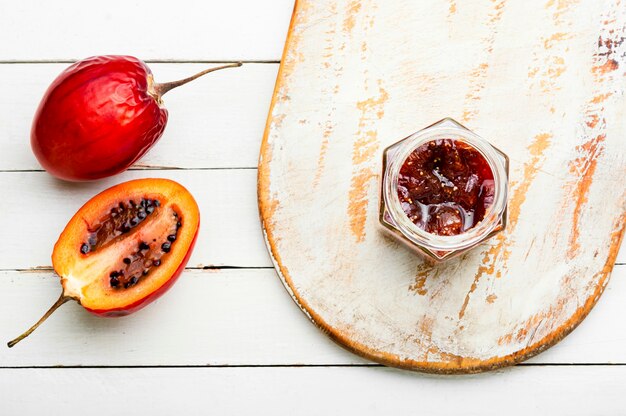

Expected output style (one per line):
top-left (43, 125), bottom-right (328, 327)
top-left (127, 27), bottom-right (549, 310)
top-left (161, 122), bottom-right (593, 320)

top-left (397, 138), bottom-right (495, 236)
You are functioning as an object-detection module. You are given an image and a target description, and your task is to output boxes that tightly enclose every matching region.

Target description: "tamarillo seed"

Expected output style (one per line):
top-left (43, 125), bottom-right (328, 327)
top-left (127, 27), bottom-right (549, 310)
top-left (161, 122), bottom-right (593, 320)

top-left (80, 244), bottom-right (89, 254)
top-left (167, 234), bottom-right (176, 242)
top-left (123, 258), bottom-right (131, 265)
top-left (161, 242), bottom-right (171, 253)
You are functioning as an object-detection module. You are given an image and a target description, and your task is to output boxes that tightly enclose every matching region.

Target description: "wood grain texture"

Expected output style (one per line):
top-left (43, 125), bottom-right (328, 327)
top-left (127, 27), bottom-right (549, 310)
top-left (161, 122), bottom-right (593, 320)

top-left (3, 366), bottom-right (626, 415)
top-left (259, 0), bottom-right (626, 373)
top-left (2, 267), bottom-right (626, 366)
top-left (0, 0), bottom-right (293, 61)
top-left (1, 269), bottom-right (351, 366)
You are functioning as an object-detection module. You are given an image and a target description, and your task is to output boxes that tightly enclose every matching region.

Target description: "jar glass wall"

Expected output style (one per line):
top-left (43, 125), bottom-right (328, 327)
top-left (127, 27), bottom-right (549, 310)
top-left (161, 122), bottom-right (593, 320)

top-left (379, 118), bottom-right (509, 261)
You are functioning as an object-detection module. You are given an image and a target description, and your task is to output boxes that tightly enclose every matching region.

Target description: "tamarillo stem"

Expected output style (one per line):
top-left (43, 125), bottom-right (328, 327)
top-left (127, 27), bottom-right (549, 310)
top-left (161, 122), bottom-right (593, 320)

top-left (152, 62), bottom-right (243, 99)
top-left (8, 293), bottom-right (70, 348)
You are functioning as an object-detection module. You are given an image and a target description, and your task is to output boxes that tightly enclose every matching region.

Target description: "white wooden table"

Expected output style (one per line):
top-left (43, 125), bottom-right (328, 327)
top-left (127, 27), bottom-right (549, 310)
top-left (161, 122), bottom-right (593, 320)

top-left (1, 1), bottom-right (625, 414)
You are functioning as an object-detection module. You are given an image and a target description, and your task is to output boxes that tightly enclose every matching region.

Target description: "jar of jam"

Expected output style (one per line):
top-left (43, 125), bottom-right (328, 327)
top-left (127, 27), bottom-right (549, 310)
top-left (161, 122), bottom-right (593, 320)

top-left (379, 117), bottom-right (509, 261)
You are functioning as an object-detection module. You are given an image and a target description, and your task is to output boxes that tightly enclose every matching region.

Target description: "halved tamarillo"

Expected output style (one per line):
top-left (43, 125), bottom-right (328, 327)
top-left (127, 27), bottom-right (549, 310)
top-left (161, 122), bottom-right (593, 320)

top-left (8, 178), bottom-right (200, 347)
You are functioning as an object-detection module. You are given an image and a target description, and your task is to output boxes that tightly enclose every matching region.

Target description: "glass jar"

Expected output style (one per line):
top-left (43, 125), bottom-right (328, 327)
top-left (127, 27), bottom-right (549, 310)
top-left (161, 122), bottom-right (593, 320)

top-left (379, 117), bottom-right (509, 261)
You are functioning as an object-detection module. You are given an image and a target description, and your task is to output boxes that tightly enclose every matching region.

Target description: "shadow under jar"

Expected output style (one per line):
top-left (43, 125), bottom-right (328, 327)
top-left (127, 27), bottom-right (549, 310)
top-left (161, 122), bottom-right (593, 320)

top-left (380, 118), bottom-right (509, 262)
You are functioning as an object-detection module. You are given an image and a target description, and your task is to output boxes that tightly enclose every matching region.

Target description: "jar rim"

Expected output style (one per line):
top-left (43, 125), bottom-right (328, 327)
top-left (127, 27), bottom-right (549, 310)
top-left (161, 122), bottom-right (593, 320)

top-left (382, 119), bottom-right (508, 252)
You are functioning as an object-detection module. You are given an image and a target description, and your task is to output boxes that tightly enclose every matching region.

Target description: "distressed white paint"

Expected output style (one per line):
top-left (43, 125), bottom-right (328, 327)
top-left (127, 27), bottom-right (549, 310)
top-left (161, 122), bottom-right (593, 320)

top-left (0, 269), bottom-right (354, 366)
top-left (3, 366), bottom-right (626, 415)
top-left (0, 0), bottom-right (293, 61)
top-left (261, 0), bottom-right (626, 370)
top-left (1, 267), bottom-right (626, 366)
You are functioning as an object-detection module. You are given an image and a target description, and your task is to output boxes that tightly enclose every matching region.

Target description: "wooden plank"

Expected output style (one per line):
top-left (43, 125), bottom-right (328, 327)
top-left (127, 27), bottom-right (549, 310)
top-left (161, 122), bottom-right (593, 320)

top-left (0, 0), bottom-right (293, 61)
top-left (0, 170), bottom-right (272, 269)
top-left (0, 269), bottom-right (354, 366)
top-left (0, 63), bottom-right (278, 170)
top-left (259, 0), bottom-right (626, 372)
top-left (0, 167), bottom-right (622, 269)
top-left (1, 267), bottom-right (625, 367)
top-left (2, 366), bottom-right (625, 415)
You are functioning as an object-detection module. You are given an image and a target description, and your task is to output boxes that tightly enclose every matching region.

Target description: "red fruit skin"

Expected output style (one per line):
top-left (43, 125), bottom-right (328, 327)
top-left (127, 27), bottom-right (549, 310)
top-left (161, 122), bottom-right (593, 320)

top-left (85, 226), bottom-right (199, 317)
top-left (31, 55), bottom-right (168, 181)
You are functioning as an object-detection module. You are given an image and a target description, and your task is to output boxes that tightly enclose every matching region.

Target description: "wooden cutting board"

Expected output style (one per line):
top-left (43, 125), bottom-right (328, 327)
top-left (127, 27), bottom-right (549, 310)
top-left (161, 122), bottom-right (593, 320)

top-left (258, 0), bottom-right (626, 373)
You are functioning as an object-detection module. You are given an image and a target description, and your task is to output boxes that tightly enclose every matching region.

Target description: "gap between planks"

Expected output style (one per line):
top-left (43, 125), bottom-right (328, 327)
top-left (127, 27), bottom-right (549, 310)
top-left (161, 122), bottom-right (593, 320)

top-left (4, 264), bottom-right (625, 274)
top-left (2, 363), bottom-right (626, 370)
top-left (0, 60), bottom-right (280, 64)
top-left (6, 265), bottom-right (625, 273)
top-left (1, 266), bottom-right (275, 273)
top-left (0, 167), bottom-right (259, 173)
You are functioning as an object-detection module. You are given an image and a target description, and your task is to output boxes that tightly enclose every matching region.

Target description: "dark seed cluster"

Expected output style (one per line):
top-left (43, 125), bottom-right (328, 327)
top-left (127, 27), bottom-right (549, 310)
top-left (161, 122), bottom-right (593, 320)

top-left (108, 210), bottom-right (182, 290)
top-left (80, 198), bottom-right (162, 255)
